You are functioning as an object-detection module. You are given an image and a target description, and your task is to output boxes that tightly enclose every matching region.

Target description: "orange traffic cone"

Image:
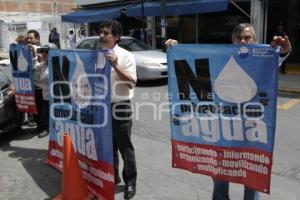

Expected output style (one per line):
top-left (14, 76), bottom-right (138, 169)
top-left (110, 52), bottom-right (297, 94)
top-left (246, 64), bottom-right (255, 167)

top-left (53, 134), bottom-right (94, 200)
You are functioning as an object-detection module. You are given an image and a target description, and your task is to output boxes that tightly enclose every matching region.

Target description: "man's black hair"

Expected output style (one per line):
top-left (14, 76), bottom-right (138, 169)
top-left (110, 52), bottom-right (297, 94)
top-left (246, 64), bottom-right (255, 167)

top-left (100, 20), bottom-right (123, 41)
top-left (27, 29), bottom-right (40, 40)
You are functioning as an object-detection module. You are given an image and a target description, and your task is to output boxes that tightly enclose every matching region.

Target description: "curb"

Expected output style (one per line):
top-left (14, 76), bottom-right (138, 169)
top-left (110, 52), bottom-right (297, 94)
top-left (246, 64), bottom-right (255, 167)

top-left (285, 71), bottom-right (300, 75)
top-left (285, 64), bottom-right (300, 75)
top-left (278, 87), bottom-right (300, 94)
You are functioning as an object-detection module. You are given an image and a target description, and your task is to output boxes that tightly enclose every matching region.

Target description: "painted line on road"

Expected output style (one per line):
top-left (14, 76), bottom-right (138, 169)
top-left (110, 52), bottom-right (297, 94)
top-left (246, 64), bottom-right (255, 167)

top-left (277, 97), bottom-right (300, 110)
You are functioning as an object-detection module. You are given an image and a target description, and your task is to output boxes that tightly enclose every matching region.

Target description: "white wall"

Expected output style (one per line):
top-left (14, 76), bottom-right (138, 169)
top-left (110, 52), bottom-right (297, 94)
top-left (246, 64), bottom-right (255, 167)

top-left (251, 0), bottom-right (266, 43)
top-left (0, 12), bottom-right (75, 50)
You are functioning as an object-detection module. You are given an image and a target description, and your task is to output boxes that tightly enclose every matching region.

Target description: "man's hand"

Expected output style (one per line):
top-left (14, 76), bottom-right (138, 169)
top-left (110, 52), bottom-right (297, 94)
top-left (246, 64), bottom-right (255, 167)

top-left (271, 35), bottom-right (291, 54)
top-left (165, 39), bottom-right (178, 48)
top-left (107, 52), bottom-right (118, 68)
top-left (7, 85), bottom-right (15, 96)
top-left (27, 44), bottom-right (37, 57)
top-left (107, 52), bottom-right (136, 87)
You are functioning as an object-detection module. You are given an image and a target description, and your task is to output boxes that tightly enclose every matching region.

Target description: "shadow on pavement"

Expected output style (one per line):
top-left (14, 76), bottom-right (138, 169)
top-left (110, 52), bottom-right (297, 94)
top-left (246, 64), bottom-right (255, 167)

top-left (0, 126), bottom-right (36, 145)
top-left (0, 128), bottom-right (129, 199)
top-left (0, 130), bottom-right (61, 199)
top-left (115, 184), bottom-right (125, 194)
top-left (137, 78), bottom-right (168, 87)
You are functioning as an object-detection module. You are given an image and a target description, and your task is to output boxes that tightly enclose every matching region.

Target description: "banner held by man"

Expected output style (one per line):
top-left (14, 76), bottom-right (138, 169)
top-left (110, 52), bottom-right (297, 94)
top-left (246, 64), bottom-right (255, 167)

top-left (168, 44), bottom-right (278, 194)
top-left (47, 49), bottom-right (114, 200)
top-left (9, 44), bottom-right (37, 113)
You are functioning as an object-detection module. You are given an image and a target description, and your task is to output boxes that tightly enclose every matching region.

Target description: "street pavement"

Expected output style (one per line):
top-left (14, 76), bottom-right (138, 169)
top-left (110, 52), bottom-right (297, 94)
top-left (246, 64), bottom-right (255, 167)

top-left (278, 73), bottom-right (300, 94)
top-left (0, 70), bottom-right (299, 200)
top-left (1, 115), bottom-right (300, 200)
top-left (277, 63), bottom-right (300, 94)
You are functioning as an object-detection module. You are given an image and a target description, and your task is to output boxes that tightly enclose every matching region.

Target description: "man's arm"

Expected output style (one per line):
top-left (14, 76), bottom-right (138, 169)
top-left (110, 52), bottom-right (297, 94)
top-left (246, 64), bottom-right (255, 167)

top-left (271, 35), bottom-right (291, 54)
top-left (107, 52), bottom-right (136, 88)
top-left (271, 35), bottom-right (292, 66)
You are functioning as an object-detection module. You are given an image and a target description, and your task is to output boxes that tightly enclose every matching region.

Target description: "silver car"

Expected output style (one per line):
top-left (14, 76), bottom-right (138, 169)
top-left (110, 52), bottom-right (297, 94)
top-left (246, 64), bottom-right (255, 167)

top-left (74, 36), bottom-right (168, 80)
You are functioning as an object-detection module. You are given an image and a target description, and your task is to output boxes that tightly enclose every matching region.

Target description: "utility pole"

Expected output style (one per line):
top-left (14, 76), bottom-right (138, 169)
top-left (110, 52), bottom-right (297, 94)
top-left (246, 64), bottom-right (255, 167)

top-left (51, 0), bottom-right (57, 28)
top-left (160, 0), bottom-right (166, 50)
top-left (141, 0), bottom-right (145, 42)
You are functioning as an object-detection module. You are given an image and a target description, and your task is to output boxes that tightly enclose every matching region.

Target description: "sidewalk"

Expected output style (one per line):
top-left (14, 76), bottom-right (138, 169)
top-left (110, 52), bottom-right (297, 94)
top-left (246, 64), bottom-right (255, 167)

top-left (0, 50), bottom-right (9, 59)
top-left (278, 64), bottom-right (300, 94)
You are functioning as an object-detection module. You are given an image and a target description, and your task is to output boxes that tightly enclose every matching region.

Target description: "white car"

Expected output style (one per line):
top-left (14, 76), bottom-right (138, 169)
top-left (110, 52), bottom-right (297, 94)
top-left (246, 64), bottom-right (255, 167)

top-left (0, 58), bottom-right (12, 81)
top-left (74, 36), bottom-right (168, 80)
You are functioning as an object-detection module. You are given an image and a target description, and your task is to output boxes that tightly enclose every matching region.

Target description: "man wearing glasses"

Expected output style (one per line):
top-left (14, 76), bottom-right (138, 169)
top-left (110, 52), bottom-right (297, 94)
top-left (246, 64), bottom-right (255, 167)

top-left (98, 20), bottom-right (137, 200)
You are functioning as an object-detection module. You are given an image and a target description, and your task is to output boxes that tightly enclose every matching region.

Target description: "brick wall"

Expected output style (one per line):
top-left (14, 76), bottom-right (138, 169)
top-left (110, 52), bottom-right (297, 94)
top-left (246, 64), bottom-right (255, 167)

top-left (0, 0), bottom-right (76, 13)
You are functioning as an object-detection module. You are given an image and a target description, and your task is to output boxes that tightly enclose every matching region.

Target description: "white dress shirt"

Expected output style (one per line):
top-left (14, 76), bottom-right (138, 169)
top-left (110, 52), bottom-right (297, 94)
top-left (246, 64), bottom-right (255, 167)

top-left (110, 44), bottom-right (137, 103)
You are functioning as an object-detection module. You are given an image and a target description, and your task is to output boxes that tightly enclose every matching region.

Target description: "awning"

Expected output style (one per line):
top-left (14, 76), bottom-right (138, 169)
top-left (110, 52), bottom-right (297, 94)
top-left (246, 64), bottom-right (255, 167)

top-left (127, 0), bottom-right (228, 17)
top-left (61, 5), bottom-right (128, 23)
top-left (62, 0), bottom-right (228, 23)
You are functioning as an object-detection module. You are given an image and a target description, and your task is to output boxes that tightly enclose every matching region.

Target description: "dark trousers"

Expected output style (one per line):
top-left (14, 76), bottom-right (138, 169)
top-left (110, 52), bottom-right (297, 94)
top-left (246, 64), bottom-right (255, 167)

top-left (112, 101), bottom-right (137, 186)
top-left (280, 60), bottom-right (286, 73)
top-left (213, 179), bottom-right (259, 200)
top-left (34, 89), bottom-right (49, 131)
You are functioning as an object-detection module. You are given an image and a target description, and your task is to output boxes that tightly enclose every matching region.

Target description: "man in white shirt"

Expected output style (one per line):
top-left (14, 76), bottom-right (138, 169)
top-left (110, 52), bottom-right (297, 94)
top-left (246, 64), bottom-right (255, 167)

top-left (67, 30), bottom-right (76, 48)
top-left (98, 20), bottom-right (137, 200)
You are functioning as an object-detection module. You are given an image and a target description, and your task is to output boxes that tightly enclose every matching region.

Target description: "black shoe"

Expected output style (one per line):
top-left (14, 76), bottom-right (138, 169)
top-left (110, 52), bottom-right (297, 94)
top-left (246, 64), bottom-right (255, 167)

top-left (22, 119), bottom-right (28, 126)
top-left (38, 130), bottom-right (49, 138)
top-left (28, 121), bottom-right (37, 127)
top-left (124, 185), bottom-right (136, 199)
top-left (31, 126), bottom-right (43, 134)
top-left (115, 175), bottom-right (121, 185)
top-left (30, 127), bottom-right (41, 135)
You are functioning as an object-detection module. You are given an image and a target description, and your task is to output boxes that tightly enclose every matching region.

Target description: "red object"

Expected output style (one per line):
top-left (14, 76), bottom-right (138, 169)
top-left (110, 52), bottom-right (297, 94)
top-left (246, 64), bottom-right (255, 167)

top-left (53, 134), bottom-right (94, 200)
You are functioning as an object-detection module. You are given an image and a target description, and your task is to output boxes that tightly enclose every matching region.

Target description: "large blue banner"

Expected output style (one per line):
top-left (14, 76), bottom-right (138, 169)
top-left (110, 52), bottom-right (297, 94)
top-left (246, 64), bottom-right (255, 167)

top-left (46, 49), bottom-right (114, 200)
top-left (168, 44), bottom-right (278, 193)
top-left (9, 44), bottom-right (37, 113)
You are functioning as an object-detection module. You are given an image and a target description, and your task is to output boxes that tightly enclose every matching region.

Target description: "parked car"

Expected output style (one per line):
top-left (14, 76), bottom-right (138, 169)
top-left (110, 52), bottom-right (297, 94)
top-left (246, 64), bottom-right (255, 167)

top-left (74, 36), bottom-right (168, 80)
top-left (0, 63), bottom-right (22, 134)
top-left (0, 58), bottom-right (12, 81)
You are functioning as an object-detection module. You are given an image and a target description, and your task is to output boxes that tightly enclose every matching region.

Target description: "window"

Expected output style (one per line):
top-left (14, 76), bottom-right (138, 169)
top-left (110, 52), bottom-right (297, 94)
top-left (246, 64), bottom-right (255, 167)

top-left (77, 39), bottom-right (97, 50)
top-left (119, 38), bottom-right (151, 51)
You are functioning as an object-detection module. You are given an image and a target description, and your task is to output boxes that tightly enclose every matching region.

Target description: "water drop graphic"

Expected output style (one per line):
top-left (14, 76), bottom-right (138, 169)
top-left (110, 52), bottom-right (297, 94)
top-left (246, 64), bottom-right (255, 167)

top-left (17, 50), bottom-right (28, 72)
top-left (71, 53), bottom-right (92, 109)
top-left (213, 56), bottom-right (257, 103)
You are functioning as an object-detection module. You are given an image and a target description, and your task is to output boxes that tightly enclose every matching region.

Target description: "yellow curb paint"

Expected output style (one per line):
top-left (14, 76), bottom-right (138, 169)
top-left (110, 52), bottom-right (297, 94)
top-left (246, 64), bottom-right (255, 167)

top-left (277, 97), bottom-right (300, 110)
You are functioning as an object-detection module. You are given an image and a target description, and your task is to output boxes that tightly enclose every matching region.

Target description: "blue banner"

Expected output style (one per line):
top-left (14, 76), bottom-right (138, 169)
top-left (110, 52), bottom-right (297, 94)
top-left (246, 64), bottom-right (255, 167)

top-left (168, 44), bottom-right (278, 193)
top-left (47, 49), bottom-right (114, 200)
top-left (9, 44), bottom-right (37, 113)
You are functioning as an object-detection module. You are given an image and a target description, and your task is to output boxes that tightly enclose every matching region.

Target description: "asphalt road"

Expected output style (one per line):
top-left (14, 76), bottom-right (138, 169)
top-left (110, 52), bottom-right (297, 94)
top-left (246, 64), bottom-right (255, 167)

top-left (0, 78), bottom-right (300, 200)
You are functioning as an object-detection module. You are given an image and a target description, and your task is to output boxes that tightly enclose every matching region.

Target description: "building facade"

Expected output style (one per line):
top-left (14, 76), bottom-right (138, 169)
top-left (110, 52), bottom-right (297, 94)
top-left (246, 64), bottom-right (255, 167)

top-left (71, 0), bottom-right (299, 63)
top-left (0, 0), bottom-right (76, 50)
